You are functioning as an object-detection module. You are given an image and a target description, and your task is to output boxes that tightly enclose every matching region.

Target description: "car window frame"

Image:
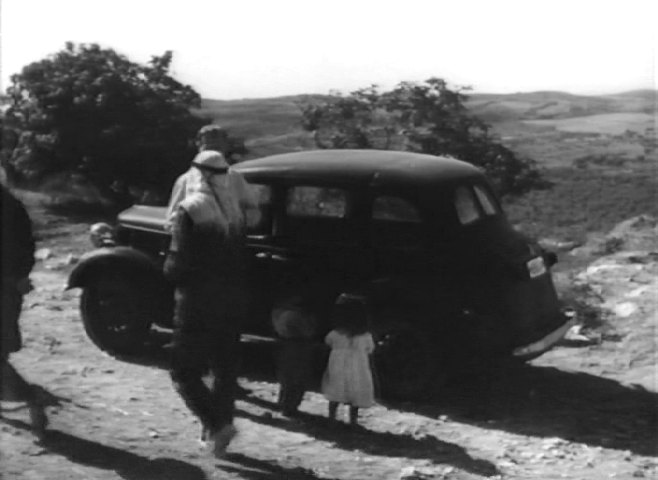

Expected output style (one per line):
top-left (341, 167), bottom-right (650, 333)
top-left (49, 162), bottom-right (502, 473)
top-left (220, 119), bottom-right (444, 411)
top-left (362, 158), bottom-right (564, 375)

top-left (473, 184), bottom-right (500, 216)
top-left (246, 182), bottom-right (274, 236)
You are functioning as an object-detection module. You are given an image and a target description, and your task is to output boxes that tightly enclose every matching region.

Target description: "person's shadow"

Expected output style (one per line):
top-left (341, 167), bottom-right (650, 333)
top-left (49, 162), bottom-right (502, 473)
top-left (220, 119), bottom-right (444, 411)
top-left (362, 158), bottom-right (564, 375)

top-left (237, 395), bottom-right (499, 478)
top-left (218, 453), bottom-right (342, 480)
top-left (111, 336), bottom-right (658, 459)
top-left (1, 417), bottom-right (207, 480)
top-left (3, 415), bottom-right (351, 480)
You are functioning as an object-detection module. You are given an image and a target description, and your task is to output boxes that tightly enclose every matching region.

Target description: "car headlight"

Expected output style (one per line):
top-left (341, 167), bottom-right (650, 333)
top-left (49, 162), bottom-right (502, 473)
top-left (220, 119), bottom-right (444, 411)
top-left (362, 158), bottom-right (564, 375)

top-left (90, 222), bottom-right (116, 248)
top-left (526, 256), bottom-right (547, 279)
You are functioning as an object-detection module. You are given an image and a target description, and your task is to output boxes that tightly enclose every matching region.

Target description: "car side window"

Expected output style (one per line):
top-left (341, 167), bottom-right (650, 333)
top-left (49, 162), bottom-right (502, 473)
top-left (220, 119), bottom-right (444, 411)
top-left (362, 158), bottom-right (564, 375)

top-left (371, 196), bottom-right (423, 248)
top-left (284, 186), bottom-right (352, 245)
top-left (286, 186), bottom-right (347, 218)
top-left (454, 186), bottom-right (481, 225)
top-left (247, 183), bottom-right (273, 234)
top-left (372, 196), bottom-right (421, 223)
top-left (473, 185), bottom-right (499, 216)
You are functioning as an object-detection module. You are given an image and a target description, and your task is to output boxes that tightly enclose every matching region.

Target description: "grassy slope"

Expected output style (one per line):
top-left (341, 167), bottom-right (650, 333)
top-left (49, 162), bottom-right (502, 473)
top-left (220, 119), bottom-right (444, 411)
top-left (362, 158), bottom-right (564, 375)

top-left (199, 90), bottom-right (657, 241)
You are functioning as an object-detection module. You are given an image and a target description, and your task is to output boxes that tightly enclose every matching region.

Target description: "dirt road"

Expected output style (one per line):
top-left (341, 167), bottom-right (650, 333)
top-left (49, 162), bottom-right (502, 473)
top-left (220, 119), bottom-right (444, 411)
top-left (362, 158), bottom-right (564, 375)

top-left (1, 196), bottom-right (656, 479)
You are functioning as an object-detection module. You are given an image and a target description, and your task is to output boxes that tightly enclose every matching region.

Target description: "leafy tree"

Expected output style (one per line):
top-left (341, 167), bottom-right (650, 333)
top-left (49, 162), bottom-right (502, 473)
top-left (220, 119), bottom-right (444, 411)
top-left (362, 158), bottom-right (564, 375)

top-left (299, 78), bottom-right (546, 195)
top-left (4, 43), bottom-right (209, 202)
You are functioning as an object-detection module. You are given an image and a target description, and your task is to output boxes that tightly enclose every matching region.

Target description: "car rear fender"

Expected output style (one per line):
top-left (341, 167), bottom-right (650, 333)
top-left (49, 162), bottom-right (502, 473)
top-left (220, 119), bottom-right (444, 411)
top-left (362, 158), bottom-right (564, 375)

top-left (67, 246), bottom-right (166, 290)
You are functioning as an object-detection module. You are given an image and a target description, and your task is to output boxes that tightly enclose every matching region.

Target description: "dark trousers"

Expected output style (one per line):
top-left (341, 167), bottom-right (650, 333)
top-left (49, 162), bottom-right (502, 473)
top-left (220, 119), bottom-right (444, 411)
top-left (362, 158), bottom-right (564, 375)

top-left (277, 339), bottom-right (313, 414)
top-left (1, 289), bottom-right (23, 358)
top-left (0, 357), bottom-right (38, 404)
top-left (169, 286), bottom-right (244, 434)
top-left (1, 289), bottom-right (37, 405)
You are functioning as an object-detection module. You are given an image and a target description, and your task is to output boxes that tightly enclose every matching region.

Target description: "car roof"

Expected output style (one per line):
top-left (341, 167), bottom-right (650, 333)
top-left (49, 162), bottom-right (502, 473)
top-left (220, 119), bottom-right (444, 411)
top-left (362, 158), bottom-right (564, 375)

top-left (234, 149), bottom-right (483, 190)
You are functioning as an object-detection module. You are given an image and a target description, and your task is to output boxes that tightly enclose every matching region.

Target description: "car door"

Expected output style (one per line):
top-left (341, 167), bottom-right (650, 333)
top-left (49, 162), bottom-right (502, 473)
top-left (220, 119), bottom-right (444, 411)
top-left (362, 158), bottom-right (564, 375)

top-left (366, 194), bottom-right (438, 317)
top-left (243, 183), bottom-right (278, 336)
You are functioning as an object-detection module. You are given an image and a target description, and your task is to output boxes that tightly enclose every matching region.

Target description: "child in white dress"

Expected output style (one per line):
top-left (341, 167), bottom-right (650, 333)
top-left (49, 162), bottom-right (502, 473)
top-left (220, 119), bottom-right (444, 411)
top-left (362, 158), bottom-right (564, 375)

top-left (321, 293), bottom-right (375, 425)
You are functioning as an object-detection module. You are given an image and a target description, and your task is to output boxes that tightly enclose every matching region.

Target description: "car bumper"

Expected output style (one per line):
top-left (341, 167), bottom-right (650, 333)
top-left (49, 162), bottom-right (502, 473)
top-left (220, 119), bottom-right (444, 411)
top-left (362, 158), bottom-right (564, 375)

top-left (512, 317), bottom-right (576, 358)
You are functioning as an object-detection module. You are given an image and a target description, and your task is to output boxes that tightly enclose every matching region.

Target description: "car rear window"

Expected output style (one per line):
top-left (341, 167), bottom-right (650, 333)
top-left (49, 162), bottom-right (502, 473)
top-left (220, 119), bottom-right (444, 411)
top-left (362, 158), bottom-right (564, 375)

top-left (454, 186), bottom-right (482, 225)
top-left (473, 185), bottom-right (499, 216)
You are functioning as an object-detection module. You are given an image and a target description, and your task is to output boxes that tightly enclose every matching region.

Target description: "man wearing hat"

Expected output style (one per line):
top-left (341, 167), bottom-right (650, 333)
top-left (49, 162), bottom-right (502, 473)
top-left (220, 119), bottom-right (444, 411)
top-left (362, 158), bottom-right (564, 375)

top-left (166, 125), bottom-right (234, 230)
top-left (164, 148), bottom-right (259, 457)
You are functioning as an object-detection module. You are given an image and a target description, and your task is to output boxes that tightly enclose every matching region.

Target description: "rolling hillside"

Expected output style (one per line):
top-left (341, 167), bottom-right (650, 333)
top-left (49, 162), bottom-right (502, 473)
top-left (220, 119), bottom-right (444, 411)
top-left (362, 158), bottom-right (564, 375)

top-left (197, 89), bottom-right (656, 162)
top-left (199, 89), bottom-right (657, 242)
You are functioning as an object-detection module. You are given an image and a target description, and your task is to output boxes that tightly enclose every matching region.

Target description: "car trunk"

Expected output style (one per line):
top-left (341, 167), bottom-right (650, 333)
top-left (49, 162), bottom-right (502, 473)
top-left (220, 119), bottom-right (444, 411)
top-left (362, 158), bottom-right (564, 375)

top-left (464, 220), bottom-right (566, 351)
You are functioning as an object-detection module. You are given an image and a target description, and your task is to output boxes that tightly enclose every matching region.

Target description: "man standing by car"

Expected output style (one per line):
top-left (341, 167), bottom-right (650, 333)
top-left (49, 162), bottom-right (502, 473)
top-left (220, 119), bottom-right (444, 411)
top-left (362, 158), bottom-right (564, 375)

top-left (166, 124), bottom-right (234, 230)
top-left (0, 179), bottom-right (47, 437)
top-left (164, 150), bottom-right (259, 458)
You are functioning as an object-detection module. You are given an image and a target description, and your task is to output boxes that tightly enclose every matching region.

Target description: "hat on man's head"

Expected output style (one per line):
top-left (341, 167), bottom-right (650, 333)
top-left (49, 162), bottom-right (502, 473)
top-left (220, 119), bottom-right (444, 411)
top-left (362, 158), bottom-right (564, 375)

top-left (191, 150), bottom-right (229, 172)
top-left (197, 124), bottom-right (228, 146)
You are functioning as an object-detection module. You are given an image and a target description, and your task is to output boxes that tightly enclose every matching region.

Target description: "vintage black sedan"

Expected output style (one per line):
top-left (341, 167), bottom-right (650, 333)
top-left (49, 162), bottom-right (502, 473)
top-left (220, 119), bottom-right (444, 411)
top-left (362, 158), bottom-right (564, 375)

top-left (68, 150), bottom-right (573, 398)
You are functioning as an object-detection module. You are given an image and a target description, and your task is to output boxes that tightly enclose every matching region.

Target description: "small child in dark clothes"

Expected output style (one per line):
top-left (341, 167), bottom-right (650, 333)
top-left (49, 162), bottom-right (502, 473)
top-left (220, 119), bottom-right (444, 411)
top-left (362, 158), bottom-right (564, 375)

top-left (272, 297), bottom-right (317, 417)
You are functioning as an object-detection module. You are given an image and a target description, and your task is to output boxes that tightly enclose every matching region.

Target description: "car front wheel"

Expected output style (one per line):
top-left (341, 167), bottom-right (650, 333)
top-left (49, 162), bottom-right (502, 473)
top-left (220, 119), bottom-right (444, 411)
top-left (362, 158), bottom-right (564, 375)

top-left (80, 275), bottom-right (154, 355)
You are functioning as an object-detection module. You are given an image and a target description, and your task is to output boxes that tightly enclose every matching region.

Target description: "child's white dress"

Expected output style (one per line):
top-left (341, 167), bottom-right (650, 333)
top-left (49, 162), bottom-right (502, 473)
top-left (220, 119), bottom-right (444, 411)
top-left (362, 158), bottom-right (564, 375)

top-left (321, 330), bottom-right (375, 407)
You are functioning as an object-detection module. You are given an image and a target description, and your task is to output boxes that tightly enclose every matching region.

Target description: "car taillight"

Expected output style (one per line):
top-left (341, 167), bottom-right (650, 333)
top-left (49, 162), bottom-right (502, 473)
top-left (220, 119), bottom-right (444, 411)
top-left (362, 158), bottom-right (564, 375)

top-left (526, 256), bottom-right (546, 279)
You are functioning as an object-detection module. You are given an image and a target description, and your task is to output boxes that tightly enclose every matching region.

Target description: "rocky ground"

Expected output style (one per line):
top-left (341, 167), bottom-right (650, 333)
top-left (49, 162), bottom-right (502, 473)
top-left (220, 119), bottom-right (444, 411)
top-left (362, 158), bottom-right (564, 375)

top-left (1, 193), bottom-right (656, 480)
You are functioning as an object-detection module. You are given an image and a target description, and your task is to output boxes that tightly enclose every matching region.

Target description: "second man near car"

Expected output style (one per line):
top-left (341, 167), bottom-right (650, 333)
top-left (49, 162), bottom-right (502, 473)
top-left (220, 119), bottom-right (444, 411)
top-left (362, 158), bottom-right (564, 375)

top-left (164, 147), bottom-right (259, 458)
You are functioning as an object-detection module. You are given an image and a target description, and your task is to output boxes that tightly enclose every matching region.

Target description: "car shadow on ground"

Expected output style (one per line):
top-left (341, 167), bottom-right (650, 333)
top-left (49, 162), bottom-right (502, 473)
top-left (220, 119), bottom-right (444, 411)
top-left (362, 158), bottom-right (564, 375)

top-left (398, 363), bottom-right (658, 457)
top-left (117, 337), bottom-right (658, 458)
top-left (0, 418), bottom-right (208, 480)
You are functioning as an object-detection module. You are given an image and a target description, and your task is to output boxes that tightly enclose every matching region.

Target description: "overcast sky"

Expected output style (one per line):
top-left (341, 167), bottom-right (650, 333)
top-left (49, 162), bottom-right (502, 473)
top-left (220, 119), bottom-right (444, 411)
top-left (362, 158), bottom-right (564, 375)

top-left (2, 0), bottom-right (656, 99)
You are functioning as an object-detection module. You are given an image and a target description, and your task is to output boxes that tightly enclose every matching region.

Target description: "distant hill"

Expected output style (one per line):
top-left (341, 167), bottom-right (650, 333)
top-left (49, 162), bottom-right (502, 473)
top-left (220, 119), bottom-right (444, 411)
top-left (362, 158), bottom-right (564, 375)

top-left (197, 90), bottom-right (656, 159)
top-left (463, 89), bottom-right (655, 122)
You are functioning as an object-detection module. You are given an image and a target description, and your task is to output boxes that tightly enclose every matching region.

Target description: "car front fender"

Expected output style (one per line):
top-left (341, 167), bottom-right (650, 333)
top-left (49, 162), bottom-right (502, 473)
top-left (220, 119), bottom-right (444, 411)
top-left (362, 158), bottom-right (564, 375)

top-left (67, 246), bottom-right (165, 290)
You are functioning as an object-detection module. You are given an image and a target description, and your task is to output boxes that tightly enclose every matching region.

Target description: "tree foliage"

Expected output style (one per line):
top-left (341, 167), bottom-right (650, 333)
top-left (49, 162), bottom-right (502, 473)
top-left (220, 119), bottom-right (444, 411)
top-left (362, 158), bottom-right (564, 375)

top-left (3, 43), bottom-right (208, 201)
top-left (299, 78), bottom-right (546, 195)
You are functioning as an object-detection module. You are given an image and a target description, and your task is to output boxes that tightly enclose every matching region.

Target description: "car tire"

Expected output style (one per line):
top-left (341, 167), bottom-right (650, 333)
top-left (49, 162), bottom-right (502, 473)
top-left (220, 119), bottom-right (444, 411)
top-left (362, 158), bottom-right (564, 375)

top-left (373, 324), bottom-right (432, 400)
top-left (80, 274), bottom-right (154, 356)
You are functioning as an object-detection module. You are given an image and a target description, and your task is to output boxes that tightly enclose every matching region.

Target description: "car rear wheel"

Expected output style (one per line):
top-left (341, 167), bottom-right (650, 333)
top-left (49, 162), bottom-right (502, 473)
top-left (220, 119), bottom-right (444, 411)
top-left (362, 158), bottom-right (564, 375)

top-left (374, 324), bottom-right (432, 400)
top-left (80, 275), bottom-right (154, 356)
